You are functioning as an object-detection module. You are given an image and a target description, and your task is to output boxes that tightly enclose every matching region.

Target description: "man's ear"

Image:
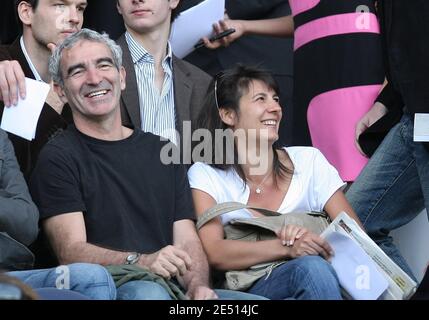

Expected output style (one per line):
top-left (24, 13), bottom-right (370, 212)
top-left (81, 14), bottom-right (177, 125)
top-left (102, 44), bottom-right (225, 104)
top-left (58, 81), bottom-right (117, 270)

top-left (116, 0), bottom-right (123, 15)
top-left (218, 108), bottom-right (236, 127)
top-left (17, 1), bottom-right (33, 27)
top-left (119, 66), bottom-right (126, 91)
top-left (54, 83), bottom-right (68, 104)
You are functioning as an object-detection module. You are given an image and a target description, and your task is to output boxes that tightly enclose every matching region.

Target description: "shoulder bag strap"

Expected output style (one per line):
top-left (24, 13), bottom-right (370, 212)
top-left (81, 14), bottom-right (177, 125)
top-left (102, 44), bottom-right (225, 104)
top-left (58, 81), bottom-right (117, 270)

top-left (196, 201), bottom-right (280, 229)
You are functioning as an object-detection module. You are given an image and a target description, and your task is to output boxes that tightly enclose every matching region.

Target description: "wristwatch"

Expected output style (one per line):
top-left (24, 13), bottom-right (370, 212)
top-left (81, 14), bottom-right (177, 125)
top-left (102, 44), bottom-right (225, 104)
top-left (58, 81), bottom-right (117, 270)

top-left (125, 252), bottom-right (141, 265)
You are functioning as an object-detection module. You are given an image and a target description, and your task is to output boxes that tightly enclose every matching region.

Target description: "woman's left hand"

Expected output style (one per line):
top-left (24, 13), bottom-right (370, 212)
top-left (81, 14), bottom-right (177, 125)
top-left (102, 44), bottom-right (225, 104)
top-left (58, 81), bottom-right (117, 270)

top-left (277, 224), bottom-right (308, 247)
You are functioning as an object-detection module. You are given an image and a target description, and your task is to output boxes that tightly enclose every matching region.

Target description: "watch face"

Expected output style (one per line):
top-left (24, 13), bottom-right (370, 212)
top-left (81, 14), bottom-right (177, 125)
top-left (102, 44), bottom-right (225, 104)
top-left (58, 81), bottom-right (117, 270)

top-left (126, 253), bottom-right (140, 264)
top-left (127, 254), bottom-right (137, 261)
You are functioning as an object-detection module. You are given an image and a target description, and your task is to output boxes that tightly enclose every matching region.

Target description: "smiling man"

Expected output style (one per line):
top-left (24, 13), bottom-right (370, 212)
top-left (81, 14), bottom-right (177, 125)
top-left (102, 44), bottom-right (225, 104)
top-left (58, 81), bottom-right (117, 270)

top-left (0, 0), bottom-right (87, 179)
top-left (29, 29), bottom-right (264, 301)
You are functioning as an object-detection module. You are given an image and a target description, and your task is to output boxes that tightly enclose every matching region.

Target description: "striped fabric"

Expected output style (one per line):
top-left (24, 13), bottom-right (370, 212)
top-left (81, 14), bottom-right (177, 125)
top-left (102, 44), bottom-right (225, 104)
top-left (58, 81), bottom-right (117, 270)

top-left (289, 0), bottom-right (384, 181)
top-left (125, 32), bottom-right (178, 145)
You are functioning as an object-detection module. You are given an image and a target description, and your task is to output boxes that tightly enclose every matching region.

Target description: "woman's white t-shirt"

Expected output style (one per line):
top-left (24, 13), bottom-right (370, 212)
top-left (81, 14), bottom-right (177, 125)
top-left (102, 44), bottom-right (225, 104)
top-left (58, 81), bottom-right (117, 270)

top-left (188, 147), bottom-right (345, 225)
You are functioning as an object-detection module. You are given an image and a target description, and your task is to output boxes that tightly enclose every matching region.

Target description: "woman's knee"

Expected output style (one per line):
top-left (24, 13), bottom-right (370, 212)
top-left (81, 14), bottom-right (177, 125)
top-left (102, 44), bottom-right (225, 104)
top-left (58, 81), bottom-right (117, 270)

top-left (288, 256), bottom-right (341, 299)
top-left (292, 256), bottom-right (337, 278)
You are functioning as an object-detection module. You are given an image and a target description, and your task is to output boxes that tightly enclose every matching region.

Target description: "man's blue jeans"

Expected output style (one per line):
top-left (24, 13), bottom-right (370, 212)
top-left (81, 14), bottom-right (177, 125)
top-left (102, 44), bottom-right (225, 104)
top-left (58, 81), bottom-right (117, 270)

top-left (247, 256), bottom-right (342, 300)
top-left (7, 263), bottom-right (116, 300)
top-left (346, 114), bottom-right (429, 280)
top-left (116, 281), bottom-right (267, 300)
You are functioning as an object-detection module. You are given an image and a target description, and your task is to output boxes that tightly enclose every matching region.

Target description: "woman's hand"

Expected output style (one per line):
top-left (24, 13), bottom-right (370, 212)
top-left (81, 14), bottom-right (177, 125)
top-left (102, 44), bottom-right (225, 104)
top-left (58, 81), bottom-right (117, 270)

top-left (288, 232), bottom-right (334, 260)
top-left (277, 224), bottom-right (308, 247)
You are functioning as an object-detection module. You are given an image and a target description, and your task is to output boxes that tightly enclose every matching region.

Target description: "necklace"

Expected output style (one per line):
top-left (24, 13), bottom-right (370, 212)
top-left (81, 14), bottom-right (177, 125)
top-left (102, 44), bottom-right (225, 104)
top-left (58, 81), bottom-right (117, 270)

top-left (251, 170), bottom-right (272, 194)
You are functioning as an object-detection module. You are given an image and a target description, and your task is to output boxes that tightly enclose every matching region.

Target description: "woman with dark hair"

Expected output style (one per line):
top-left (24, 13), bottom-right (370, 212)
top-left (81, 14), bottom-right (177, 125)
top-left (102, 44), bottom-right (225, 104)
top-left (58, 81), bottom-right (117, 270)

top-left (201, 0), bottom-right (386, 183)
top-left (188, 65), bottom-right (363, 300)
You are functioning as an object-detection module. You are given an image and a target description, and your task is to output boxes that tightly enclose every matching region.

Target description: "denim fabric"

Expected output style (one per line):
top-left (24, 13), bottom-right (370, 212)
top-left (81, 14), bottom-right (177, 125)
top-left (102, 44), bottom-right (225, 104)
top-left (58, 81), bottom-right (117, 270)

top-left (35, 288), bottom-right (90, 300)
top-left (246, 256), bottom-right (342, 300)
top-left (116, 280), bottom-right (267, 300)
top-left (346, 114), bottom-right (429, 280)
top-left (7, 263), bottom-right (116, 300)
top-left (117, 280), bottom-right (172, 300)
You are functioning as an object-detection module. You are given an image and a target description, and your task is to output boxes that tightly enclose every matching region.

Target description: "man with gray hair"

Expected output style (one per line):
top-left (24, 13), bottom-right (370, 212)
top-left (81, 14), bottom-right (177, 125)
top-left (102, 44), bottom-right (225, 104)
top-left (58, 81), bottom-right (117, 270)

top-left (30, 29), bottom-right (264, 301)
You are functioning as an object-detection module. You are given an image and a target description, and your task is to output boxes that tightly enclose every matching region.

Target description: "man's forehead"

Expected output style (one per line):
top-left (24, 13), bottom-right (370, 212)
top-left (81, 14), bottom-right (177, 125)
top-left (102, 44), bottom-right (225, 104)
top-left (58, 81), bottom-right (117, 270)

top-left (42, 0), bottom-right (88, 6)
top-left (62, 41), bottom-right (112, 64)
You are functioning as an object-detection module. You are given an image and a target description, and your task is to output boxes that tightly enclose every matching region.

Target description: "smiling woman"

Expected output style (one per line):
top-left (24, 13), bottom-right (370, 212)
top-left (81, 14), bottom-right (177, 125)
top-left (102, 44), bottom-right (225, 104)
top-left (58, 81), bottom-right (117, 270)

top-left (187, 65), bottom-right (364, 300)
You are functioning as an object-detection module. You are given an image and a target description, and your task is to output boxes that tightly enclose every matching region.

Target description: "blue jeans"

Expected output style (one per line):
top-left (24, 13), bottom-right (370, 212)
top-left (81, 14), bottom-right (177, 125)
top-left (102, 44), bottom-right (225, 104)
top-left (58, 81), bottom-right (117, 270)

top-left (7, 263), bottom-right (116, 300)
top-left (116, 281), bottom-right (267, 300)
top-left (346, 114), bottom-right (429, 280)
top-left (246, 256), bottom-right (342, 300)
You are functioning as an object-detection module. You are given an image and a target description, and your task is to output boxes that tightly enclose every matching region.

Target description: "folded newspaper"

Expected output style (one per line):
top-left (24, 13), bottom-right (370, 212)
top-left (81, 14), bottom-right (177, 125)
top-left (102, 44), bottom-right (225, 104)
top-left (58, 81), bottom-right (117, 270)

top-left (321, 212), bottom-right (417, 300)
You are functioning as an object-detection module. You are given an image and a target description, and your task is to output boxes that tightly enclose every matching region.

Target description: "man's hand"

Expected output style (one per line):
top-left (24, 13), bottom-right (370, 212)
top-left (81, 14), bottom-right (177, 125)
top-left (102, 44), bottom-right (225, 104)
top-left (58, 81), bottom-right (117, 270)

top-left (0, 60), bottom-right (26, 107)
top-left (288, 232), bottom-right (334, 260)
top-left (140, 245), bottom-right (192, 279)
top-left (355, 102), bottom-right (388, 155)
top-left (202, 19), bottom-right (245, 50)
top-left (187, 285), bottom-right (218, 300)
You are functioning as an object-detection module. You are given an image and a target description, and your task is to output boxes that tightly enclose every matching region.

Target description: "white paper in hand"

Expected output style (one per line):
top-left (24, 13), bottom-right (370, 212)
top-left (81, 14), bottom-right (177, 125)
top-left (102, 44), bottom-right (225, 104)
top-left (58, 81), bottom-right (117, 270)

top-left (1, 78), bottom-right (49, 141)
top-left (170, 0), bottom-right (225, 58)
top-left (326, 231), bottom-right (389, 300)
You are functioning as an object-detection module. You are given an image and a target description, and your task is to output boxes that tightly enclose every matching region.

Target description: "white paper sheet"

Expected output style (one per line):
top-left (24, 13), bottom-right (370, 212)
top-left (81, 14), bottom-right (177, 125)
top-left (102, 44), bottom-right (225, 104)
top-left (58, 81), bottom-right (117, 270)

top-left (325, 231), bottom-right (389, 300)
top-left (1, 78), bottom-right (50, 141)
top-left (414, 113), bottom-right (429, 142)
top-left (170, 0), bottom-right (225, 58)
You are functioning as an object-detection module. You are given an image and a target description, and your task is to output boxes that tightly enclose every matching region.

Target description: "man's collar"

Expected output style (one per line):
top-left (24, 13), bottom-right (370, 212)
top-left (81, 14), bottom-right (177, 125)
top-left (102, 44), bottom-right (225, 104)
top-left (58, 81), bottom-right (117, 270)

top-left (19, 36), bottom-right (44, 82)
top-left (125, 31), bottom-right (173, 67)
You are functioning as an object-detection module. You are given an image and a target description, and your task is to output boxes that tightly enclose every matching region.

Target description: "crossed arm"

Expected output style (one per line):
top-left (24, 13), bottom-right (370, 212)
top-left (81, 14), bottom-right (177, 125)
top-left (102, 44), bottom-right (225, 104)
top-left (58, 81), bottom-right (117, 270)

top-left (43, 212), bottom-right (217, 299)
top-left (192, 188), bottom-right (363, 271)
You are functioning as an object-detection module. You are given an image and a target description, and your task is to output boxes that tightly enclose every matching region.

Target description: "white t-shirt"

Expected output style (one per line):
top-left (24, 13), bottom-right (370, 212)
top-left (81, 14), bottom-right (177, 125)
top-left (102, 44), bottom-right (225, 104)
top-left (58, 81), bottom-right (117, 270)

top-left (188, 147), bottom-right (345, 225)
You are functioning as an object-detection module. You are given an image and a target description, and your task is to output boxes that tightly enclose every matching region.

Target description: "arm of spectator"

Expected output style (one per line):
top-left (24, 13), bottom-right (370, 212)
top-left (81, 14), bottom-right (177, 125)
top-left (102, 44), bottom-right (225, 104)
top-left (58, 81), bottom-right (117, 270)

top-left (172, 219), bottom-right (218, 300)
top-left (0, 60), bottom-right (26, 107)
top-left (191, 189), bottom-right (299, 270)
top-left (42, 211), bottom-right (135, 266)
top-left (324, 189), bottom-right (365, 230)
top-left (203, 15), bottom-right (294, 49)
top-left (43, 210), bottom-right (201, 293)
top-left (355, 81), bottom-right (404, 155)
top-left (375, 81), bottom-right (404, 113)
top-left (355, 101), bottom-right (388, 155)
top-left (0, 130), bottom-right (38, 245)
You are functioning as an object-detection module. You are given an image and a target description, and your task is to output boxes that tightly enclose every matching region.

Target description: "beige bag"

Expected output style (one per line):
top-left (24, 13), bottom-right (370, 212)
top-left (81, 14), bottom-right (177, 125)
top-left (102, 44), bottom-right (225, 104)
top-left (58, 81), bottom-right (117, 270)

top-left (197, 202), bottom-right (330, 291)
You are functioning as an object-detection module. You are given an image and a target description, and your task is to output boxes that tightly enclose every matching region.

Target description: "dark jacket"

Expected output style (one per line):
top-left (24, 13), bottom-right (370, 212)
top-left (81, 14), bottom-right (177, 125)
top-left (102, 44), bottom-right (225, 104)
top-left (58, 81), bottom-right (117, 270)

top-left (360, 0), bottom-right (429, 155)
top-left (117, 34), bottom-right (212, 142)
top-left (0, 129), bottom-right (38, 271)
top-left (0, 38), bottom-right (73, 180)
